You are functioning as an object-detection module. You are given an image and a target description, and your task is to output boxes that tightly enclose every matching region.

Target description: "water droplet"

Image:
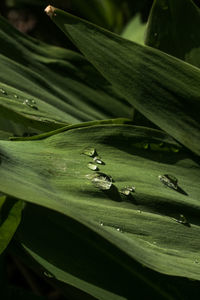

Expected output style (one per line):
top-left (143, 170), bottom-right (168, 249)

top-left (93, 156), bottom-right (104, 165)
top-left (14, 94), bottom-right (19, 99)
top-left (100, 221), bottom-right (104, 226)
top-left (120, 188), bottom-right (131, 196)
top-left (116, 227), bottom-right (121, 232)
top-left (153, 241), bottom-right (157, 245)
top-left (23, 99), bottom-right (38, 110)
top-left (158, 174), bottom-right (178, 190)
top-left (88, 163), bottom-right (98, 171)
top-left (194, 259), bottom-right (199, 264)
top-left (91, 172), bottom-right (112, 190)
top-left (0, 88), bottom-right (7, 95)
top-left (82, 147), bottom-right (96, 157)
top-left (137, 210), bottom-right (142, 213)
top-left (173, 214), bottom-right (190, 227)
top-left (43, 271), bottom-right (54, 278)
top-left (120, 186), bottom-right (135, 196)
top-left (154, 32), bottom-right (158, 37)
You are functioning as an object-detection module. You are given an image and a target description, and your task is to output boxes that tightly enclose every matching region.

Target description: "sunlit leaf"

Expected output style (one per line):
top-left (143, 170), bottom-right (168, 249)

top-left (0, 124), bottom-right (199, 294)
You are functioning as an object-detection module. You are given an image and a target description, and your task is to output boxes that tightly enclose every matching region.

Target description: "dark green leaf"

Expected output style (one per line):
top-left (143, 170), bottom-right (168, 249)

top-left (0, 196), bottom-right (23, 255)
top-left (45, 7), bottom-right (200, 155)
top-left (145, 0), bottom-right (200, 67)
top-left (0, 124), bottom-right (199, 286)
top-left (0, 15), bottom-right (132, 138)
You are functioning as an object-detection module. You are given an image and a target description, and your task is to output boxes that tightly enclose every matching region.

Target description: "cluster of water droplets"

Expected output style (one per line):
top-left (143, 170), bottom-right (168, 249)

top-left (99, 221), bottom-right (123, 233)
top-left (120, 186), bottom-right (135, 196)
top-left (83, 147), bottom-right (137, 233)
top-left (0, 87), bottom-right (38, 110)
top-left (23, 98), bottom-right (38, 110)
top-left (83, 147), bottom-right (111, 191)
top-left (83, 146), bottom-right (188, 229)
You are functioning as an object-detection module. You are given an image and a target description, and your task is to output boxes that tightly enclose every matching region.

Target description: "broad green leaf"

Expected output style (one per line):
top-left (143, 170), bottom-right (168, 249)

top-left (0, 196), bottom-right (23, 255)
top-left (14, 203), bottom-right (200, 300)
top-left (122, 14), bottom-right (146, 44)
top-left (0, 123), bottom-right (199, 295)
top-left (45, 6), bottom-right (200, 156)
top-left (0, 15), bottom-right (132, 138)
top-left (145, 0), bottom-right (200, 68)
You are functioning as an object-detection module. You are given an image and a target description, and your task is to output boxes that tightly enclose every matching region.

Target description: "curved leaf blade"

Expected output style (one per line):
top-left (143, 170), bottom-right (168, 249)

top-left (45, 6), bottom-right (200, 155)
top-left (0, 124), bottom-right (199, 285)
top-left (0, 196), bottom-right (23, 255)
top-left (0, 15), bottom-right (132, 137)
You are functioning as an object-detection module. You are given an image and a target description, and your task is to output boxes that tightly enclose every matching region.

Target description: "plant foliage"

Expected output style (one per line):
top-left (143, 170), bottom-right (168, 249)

top-left (0, 1), bottom-right (200, 299)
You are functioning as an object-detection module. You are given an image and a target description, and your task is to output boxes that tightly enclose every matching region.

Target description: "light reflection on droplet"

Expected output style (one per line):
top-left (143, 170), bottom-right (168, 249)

top-left (88, 163), bottom-right (98, 171)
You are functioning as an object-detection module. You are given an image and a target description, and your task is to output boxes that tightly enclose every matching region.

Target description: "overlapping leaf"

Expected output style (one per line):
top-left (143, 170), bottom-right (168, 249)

top-left (145, 0), bottom-right (200, 67)
top-left (0, 15), bottom-right (132, 138)
top-left (0, 196), bottom-right (23, 255)
top-left (0, 123), bottom-right (199, 299)
top-left (45, 6), bottom-right (200, 156)
top-left (122, 14), bottom-right (146, 44)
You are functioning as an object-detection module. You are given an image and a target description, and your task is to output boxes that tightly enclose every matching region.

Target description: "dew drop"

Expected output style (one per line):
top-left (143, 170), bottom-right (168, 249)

top-left (82, 147), bottom-right (96, 157)
top-left (158, 174), bottom-right (178, 190)
top-left (173, 214), bottom-right (190, 227)
top-left (137, 210), bottom-right (142, 213)
top-left (93, 156), bottom-right (104, 165)
top-left (14, 94), bottom-right (19, 99)
top-left (88, 163), bottom-right (98, 171)
top-left (116, 227), bottom-right (123, 233)
top-left (120, 188), bottom-right (131, 196)
top-left (43, 271), bottom-right (54, 278)
top-left (23, 99), bottom-right (38, 110)
top-left (91, 172), bottom-right (112, 190)
top-left (120, 186), bottom-right (135, 196)
top-left (100, 221), bottom-right (104, 226)
top-left (0, 88), bottom-right (7, 95)
top-left (194, 259), bottom-right (199, 264)
top-left (154, 32), bottom-right (158, 37)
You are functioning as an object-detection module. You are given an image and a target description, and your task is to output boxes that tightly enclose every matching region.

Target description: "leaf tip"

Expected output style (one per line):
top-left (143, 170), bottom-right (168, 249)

top-left (44, 5), bottom-right (56, 18)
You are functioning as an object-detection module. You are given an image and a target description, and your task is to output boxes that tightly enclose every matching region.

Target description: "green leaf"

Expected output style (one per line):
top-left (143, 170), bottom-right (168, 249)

top-left (0, 15), bottom-right (132, 138)
top-left (0, 124), bottom-right (199, 290)
top-left (15, 203), bottom-right (199, 300)
top-left (0, 196), bottom-right (23, 255)
top-left (145, 0), bottom-right (200, 68)
top-left (45, 6), bottom-right (200, 156)
top-left (122, 14), bottom-right (146, 44)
